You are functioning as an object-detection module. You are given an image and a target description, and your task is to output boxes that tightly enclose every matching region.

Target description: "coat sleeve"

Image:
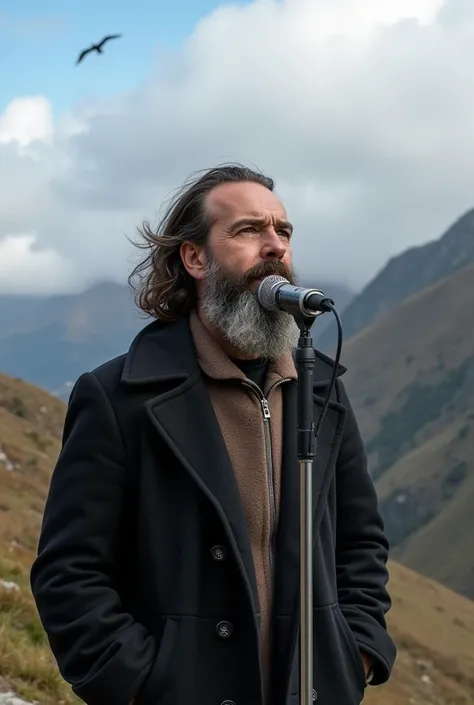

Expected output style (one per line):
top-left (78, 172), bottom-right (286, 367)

top-left (334, 379), bottom-right (397, 685)
top-left (30, 372), bottom-right (163, 705)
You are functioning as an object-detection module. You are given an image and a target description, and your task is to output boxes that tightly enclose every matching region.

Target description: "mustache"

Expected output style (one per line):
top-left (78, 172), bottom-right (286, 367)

top-left (242, 260), bottom-right (296, 286)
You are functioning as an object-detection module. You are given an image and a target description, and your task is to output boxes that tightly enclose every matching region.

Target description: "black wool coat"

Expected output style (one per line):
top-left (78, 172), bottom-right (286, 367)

top-left (30, 315), bottom-right (397, 705)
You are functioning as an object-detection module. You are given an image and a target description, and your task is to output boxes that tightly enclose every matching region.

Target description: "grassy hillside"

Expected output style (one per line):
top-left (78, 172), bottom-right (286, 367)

top-left (1, 373), bottom-right (474, 704)
top-left (365, 561), bottom-right (474, 705)
top-left (341, 263), bottom-right (474, 598)
top-left (0, 372), bottom-right (80, 704)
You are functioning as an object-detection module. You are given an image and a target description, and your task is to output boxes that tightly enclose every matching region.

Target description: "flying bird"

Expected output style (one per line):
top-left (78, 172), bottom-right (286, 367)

top-left (75, 34), bottom-right (122, 65)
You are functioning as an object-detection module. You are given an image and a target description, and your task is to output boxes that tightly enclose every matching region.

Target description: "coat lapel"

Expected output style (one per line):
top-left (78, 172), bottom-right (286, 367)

top-left (121, 317), bottom-right (259, 611)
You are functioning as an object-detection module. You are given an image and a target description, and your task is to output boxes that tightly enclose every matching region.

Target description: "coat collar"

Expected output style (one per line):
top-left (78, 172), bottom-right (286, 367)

top-left (120, 315), bottom-right (347, 388)
top-left (121, 316), bottom-right (196, 385)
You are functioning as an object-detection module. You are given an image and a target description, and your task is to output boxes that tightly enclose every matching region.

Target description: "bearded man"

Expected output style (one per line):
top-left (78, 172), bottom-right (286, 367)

top-left (30, 164), bottom-right (397, 705)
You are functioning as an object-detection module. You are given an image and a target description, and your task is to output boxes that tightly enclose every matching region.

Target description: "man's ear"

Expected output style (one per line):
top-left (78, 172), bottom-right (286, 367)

top-left (180, 241), bottom-right (207, 281)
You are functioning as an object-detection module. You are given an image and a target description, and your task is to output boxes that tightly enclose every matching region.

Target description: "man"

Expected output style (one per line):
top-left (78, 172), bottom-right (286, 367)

top-left (30, 163), bottom-right (397, 705)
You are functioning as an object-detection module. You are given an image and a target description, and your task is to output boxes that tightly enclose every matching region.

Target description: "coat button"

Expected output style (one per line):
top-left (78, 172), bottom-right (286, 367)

top-left (216, 620), bottom-right (233, 638)
top-left (313, 689), bottom-right (318, 700)
top-left (211, 545), bottom-right (227, 561)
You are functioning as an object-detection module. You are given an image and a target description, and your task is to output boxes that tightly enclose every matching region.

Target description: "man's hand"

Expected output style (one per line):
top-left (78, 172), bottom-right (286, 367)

top-left (361, 651), bottom-right (374, 681)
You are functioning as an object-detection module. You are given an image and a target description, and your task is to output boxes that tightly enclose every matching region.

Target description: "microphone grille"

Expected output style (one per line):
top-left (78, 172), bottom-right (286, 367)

top-left (257, 275), bottom-right (289, 311)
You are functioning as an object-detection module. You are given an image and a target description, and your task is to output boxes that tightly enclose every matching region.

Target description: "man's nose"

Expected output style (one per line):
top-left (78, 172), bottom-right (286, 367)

top-left (260, 230), bottom-right (288, 260)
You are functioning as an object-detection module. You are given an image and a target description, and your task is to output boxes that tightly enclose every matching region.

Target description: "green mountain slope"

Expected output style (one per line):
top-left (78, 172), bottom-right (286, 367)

top-left (340, 263), bottom-right (474, 598)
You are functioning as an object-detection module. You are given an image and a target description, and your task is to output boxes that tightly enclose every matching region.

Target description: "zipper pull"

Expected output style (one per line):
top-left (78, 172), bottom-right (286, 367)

top-left (261, 398), bottom-right (271, 419)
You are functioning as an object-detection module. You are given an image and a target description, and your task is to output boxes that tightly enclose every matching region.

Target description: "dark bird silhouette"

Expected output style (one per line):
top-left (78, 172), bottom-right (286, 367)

top-left (76, 34), bottom-right (122, 65)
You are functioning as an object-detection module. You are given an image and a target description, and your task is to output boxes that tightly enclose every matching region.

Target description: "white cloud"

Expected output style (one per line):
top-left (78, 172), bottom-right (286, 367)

top-left (0, 96), bottom-right (53, 147)
top-left (1, 0), bottom-right (474, 296)
top-left (0, 234), bottom-right (75, 295)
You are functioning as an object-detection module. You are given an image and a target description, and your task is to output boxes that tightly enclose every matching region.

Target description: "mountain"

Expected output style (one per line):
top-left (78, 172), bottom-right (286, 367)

top-left (0, 279), bottom-right (355, 398)
top-left (304, 279), bottom-right (356, 337)
top-left (341, 263), bottom-right (474, 599)
top-left (315, 208), bottom-right (474, 352)
top-left (0, 282), bottom-right (149, 397)
top-left (1, 373), bottom-right (474, 705)
top-left (0, 282), bottom-right (145, 341)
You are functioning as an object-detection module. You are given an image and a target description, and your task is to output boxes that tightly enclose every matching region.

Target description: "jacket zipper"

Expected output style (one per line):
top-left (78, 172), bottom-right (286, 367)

top-left (241, 377), bottom-right (292, 580)
top-left (241, 375), bottom-right (293, 700)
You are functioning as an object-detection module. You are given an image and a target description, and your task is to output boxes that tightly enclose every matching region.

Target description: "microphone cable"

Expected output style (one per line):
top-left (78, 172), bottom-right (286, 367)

top-left (313, 302), bottom-right (343, 439)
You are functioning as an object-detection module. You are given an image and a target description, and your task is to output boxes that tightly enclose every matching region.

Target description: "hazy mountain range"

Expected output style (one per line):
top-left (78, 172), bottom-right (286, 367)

top-left (0, 279), bottom-right (355, 397)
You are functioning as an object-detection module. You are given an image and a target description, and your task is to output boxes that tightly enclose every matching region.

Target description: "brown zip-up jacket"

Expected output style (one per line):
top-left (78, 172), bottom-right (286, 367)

top-left (189, 310), bottom-right (297, 694)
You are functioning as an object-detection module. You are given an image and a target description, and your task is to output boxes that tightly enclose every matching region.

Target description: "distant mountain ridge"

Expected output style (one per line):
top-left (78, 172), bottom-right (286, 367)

top-left (315, 208), bottom-right (474, 351)
top-left (0, 279), bottom-right (354, 397)
top-left (0, 282), bottom-right (149, 397)
top-left (0, 282), bottom-right (147, 341)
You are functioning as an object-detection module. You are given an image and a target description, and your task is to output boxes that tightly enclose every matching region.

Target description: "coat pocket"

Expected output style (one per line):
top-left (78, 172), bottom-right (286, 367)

top-left (334, 606), bottom-right (367, 692)
top-left (135, 617), bottom-right (178, 705)
top-left (289, 603), bottom-right (367, 705)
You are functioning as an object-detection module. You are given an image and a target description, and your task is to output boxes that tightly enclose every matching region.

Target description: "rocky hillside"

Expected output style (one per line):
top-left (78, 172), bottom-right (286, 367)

top-left (1, 373), bottom-right (474, 704)
top-left (316, 208), bottom-right (474, 351)
top-left (366, 563), bottom-right (474, 705)
top-left (341, 263), bottom-right (474, 599)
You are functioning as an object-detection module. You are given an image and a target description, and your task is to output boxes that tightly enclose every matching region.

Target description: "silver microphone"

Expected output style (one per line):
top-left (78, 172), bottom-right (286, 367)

top-left (257, 275), bottom-right (333, 318)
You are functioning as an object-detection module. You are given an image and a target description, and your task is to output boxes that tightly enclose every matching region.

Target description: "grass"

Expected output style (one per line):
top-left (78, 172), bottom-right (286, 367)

top-left (0, 584), bottom-right (77, 705)
top-left (366, 562), bottom-right (474, 705)
top-left (0, 372), bottom-right (80, 704)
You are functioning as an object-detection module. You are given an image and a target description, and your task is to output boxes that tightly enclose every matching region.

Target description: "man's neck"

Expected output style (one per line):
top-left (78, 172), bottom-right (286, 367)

top-left (195, 305), bottom-right (261, 361)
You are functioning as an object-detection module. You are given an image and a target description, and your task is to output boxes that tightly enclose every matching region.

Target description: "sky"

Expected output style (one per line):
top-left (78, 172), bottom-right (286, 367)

top-left (1, 0), bottom-right (474, 296)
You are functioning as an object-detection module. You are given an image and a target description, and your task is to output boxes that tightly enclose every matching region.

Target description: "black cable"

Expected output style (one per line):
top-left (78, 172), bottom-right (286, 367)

top-left (314, 302), bottom-right (343, 439)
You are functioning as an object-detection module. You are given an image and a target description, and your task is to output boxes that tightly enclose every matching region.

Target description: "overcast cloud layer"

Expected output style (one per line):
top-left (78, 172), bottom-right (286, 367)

top-left (1, 0), bottom-right (474, 295)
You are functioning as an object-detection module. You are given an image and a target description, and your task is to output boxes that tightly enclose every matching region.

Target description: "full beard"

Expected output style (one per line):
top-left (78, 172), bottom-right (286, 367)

top-left (199, 256), bottom-right (301, 361)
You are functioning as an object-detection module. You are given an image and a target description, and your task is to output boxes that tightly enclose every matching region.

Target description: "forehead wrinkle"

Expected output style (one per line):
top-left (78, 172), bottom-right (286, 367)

top-left (206, 182), bottom-right (288, 230)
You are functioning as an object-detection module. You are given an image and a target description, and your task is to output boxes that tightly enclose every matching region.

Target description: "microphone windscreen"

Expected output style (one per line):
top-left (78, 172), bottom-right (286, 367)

top-left (257, 275), bottom-right (289, 311)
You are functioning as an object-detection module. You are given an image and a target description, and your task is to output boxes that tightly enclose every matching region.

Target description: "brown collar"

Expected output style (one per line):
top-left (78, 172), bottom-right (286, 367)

top-left (189, 309), bottom-right (297, 384)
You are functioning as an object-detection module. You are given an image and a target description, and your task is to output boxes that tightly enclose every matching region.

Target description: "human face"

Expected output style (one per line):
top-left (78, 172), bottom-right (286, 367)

top-left (191, 181), bottom-right (299, 360)
top-left (205, 181), bottom-right (294, 286)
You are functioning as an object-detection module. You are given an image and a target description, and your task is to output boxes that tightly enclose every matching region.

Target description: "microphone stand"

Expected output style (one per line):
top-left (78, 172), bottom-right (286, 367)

top-left (292, 297), bottom-right (340, 705)
top-left (293, 310), bottom-right (319, 705)
top-left (256, 275), bottom-right (340, 705)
